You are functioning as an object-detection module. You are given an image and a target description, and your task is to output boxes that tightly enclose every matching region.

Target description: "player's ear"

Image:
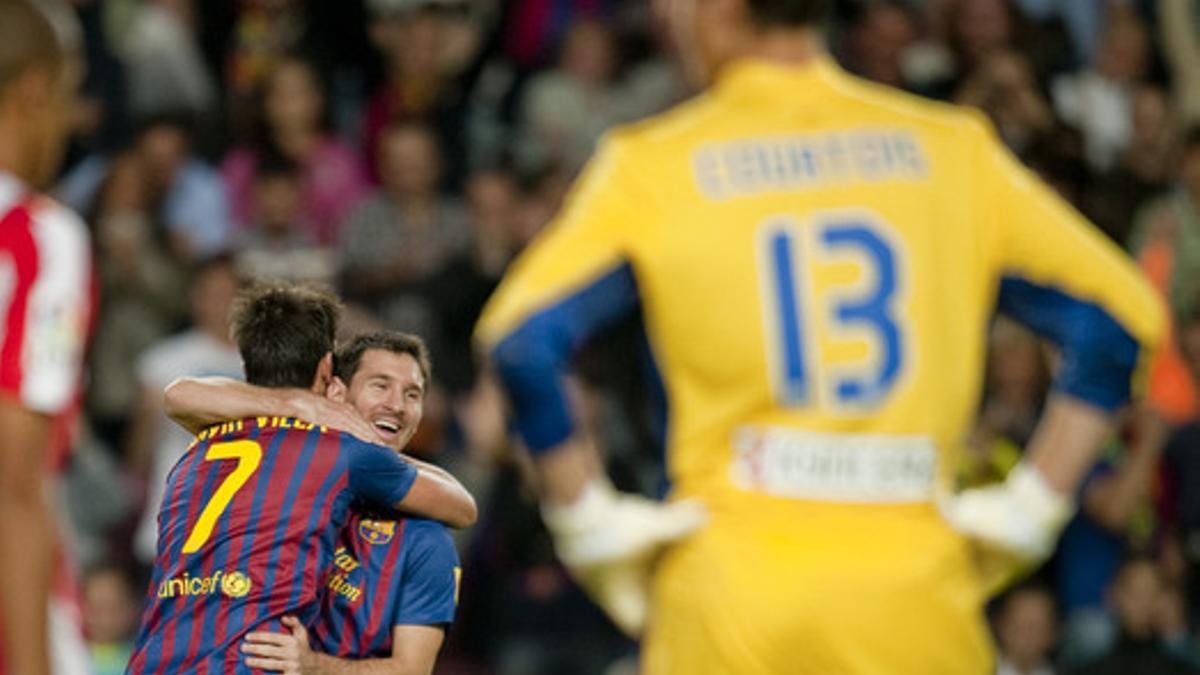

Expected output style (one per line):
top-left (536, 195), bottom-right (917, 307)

top-left (327, 376), bottom-right (347, 402)
top-left (4, 65), bottom-right (53, 116)
top-left (312, 351), bottom-right (334, 393)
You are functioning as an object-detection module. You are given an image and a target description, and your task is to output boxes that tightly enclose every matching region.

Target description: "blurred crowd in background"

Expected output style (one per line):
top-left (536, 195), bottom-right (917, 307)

top-left (53, 0), bottom-right (1200, 673)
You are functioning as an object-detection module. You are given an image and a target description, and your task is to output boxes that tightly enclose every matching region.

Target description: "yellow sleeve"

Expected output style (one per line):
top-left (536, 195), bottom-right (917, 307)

top-left (971, 116), bottom-right (1165, 409)
top-left (474, 134), bottom-right (649, 452)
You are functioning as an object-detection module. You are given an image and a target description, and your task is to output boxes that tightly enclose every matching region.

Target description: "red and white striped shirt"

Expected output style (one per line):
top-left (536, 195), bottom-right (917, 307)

top-left (0, 170), bottom-right (94, 675)
top-left (0, 170), bottom-right (92, 440)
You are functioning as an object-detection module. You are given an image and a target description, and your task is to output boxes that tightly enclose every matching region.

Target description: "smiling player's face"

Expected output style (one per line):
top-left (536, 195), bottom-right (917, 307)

top-left (336, 349), bottom-right (425, 451)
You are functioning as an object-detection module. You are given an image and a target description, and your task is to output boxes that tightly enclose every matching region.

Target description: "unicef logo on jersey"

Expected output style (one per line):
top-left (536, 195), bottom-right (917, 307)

top-left (357, 519), bottom-right (395, 545)
top-left (156, 569), bottom-right (253, 599)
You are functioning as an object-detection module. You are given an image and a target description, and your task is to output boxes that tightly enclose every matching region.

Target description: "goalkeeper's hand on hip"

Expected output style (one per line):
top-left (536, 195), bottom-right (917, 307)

top-left (541, 479), bottom-right (707, 637)
top-left (940, 461), bottom-right (1075, 588)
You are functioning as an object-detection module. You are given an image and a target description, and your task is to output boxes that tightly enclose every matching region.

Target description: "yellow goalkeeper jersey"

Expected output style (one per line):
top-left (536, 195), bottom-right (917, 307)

top-left (476, 55), bottom-right (1164, 674)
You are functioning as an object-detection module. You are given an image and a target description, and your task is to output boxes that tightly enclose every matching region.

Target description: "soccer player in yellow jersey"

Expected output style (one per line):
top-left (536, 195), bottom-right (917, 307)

top-left (474, 0), bottom-right (1166, 672)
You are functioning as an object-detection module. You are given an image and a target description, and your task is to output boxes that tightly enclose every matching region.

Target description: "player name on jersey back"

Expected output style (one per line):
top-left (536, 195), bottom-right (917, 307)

top-left (187, 415), bottom-right (327, 447)
top-left (693, 129), bottom-right (929, 200)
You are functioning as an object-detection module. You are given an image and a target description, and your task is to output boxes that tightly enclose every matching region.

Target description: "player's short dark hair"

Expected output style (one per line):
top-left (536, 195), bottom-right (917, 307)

top-left (335, 331), bottom-right (431, 392)
top-left (230, 282), bottom-right (340, 388)
top-left (0, 0), bottom-right (75, 92)
top-left (746, 0), bottom-right (829, 27)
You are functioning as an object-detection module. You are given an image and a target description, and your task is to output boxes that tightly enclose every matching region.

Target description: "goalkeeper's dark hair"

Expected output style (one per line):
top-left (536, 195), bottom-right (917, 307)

top-left (746, 0), bottom-right (829, 27)
top-left (230, 282), bottom-right (340, 388)
top-left (335, 331), bottom-right (431, 393)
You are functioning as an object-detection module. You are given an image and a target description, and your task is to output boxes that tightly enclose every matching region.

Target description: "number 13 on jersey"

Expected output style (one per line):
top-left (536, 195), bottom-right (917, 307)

top-left (759, 211), bottom-right (911, 412)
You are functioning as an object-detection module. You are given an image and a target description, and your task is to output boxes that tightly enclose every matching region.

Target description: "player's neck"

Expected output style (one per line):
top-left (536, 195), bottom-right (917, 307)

top-left (736, 28), bottom-right (825, 68)
top-left (0, 118), bottom-right (30, 185)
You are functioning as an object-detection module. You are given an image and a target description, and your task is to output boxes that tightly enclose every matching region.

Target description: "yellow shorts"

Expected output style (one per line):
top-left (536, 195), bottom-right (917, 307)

top-left (643, 496), bottom-right (995, 675)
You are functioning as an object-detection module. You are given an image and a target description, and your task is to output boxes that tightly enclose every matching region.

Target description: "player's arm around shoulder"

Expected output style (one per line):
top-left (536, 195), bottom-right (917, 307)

top-left (163, 376), bottom-right (380, 441)
top-left (342, 436), bottom-right (476, 529)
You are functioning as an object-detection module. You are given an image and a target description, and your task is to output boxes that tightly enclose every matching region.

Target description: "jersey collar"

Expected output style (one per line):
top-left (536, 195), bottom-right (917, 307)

top-left (713, 54), bottom-right (843, 102)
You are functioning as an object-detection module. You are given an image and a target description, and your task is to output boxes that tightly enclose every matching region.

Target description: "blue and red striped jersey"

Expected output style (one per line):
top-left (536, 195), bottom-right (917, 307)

top-left (311, 513), bottom-right (459, 658)
top-left (127, 417), bottom-right (418, 674)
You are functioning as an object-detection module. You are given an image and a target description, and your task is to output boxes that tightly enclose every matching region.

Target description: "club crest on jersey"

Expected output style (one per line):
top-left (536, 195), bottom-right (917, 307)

top-left (221, 571), bottom-right (253, 598)
top-left (358, 519), bottom-right (396, 545)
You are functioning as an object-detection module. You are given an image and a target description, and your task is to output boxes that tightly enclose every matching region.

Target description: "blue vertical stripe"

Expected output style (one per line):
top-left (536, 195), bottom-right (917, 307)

top-left (770, 230), bottom-right (809, 404)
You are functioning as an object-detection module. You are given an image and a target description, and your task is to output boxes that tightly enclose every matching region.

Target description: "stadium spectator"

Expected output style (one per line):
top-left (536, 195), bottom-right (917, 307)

top-left (840, 1), bottom-right (919, 90)
top-left (338, 120), bottom-right (470, 340)
top-left (1068, 557), bottom-right (1200, 674)
top-left (362, 0), bottom-right (481, 188)
top-left (1130, 127), bottom-right (1200, 423)
top-left (1082, 84), bottom-right (1177, 244)
top-left (1013, 0), bottom-right (1108, 67)
top-left (910, 0), bottom-right (1025, 98)
top-left (966, 319), bottom-right (1050, 472)
top-left (117, 0), bottom-right (217, 120)
top-left (1161, 305), bottom-right (1200, 628)
top-left (428, 168), bottom-right (522, 397)
top-left (1052, 6), bottom-right (1151, 172)
top-left (1156, 582), bottom-right (1200, 667)
top-left (82, 563), bottom-right (140, 675)
top-left (59, 114), bottom-right (233, 259)
top-left (223, 56), bottom-right (368, 245)
top-left (516, 18), bottom-right (626, 173)
top-left (223, 0), bottom-right (313, 135)
top-left (956, 50), bottom-right (1055, 157)
top-left (1159, 0), bottom-right (1200, 126)
top-left (454, 450), bottom-right (634, 675)
top-left (233, 153), bottom-right (335, 284)
top-left (1055, 409), bottom-right (1168, 667)
top-left (994, 585), bottom-right (1059, 675)
top-left (501, 0), bottom-right (621, 70)
top-left (85, 152), bottom-right (189, 451)
top-left (1132, 128), bottom-right (1200, 324)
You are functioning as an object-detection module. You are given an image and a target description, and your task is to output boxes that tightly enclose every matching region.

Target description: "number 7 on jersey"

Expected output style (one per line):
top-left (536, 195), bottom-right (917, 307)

top-left (182, 440), bottom-right (263, 553)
